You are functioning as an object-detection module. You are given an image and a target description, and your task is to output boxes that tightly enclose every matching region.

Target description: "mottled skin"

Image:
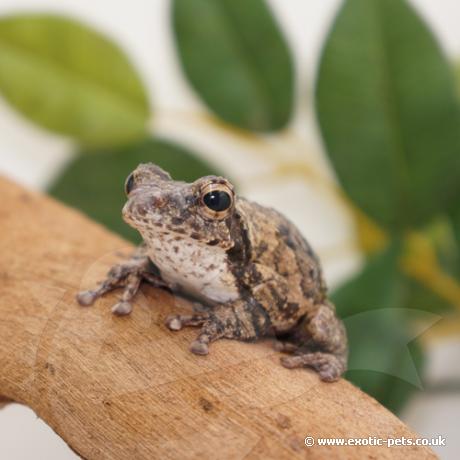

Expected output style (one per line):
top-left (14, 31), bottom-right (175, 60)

top-left (77, 163), bottom-right (348, 382)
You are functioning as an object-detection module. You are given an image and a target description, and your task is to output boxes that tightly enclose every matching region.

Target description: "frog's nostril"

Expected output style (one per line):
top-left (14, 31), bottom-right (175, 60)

top-left (152, 197), bottom-right (166, 208)
top-left (136, 204), bottom-right (148, 216)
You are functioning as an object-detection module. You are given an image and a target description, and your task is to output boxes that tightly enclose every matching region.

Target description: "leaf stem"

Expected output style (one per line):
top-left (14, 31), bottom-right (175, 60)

top-left (401, 233), bottom-right (460, 310)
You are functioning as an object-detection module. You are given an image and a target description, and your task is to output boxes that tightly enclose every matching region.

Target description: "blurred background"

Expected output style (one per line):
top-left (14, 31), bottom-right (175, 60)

top-left (0, 0), bottom-right (459, 458)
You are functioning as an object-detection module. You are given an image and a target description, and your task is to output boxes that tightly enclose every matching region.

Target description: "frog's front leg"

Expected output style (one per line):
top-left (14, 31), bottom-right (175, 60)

top-left (76, 244), bottom-right (168, 316)
top-left (170, 264), bottom-right (285, 355)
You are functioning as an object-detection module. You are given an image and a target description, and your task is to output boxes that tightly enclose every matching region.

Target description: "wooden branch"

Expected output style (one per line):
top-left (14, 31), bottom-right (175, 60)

top-left (0, 177), bottom-right (435, 460)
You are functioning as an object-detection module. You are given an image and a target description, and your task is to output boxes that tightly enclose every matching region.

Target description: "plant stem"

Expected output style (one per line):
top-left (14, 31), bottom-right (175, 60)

top-left (401, 232), bottom-right (460, 310)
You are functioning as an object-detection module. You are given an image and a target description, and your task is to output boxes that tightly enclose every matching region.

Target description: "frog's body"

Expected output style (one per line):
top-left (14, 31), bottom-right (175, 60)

top-left (77, 164), bottom-right (348, 381)
top-left (146, 229), bottom-right (238, 304)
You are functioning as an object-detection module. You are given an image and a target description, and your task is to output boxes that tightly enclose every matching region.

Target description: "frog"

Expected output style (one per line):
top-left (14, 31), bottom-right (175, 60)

top-left (77, 163), bottom-right (348, 382)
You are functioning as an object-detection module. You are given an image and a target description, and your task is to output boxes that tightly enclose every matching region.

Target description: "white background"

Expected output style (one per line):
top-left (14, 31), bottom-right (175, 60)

top-left (0, 0), bottom-right (459, 458)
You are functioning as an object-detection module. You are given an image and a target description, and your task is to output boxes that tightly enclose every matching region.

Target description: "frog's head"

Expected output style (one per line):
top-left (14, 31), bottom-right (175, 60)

top-left (122, 163), bottom-right (237, 250)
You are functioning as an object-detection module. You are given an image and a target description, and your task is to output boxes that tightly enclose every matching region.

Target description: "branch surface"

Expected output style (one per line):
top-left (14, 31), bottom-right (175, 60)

top-left (0, 177), bottom-right (436, 459)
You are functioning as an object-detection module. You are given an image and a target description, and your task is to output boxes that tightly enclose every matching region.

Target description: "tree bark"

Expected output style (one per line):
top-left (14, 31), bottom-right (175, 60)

top-left (0, 177), bottom-right (436, 459)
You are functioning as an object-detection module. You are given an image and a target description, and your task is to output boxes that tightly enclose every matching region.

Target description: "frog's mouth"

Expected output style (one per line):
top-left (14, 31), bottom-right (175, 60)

top-left (121, 199), bottom-right (136, 227)
top-left (121, 197), bottom-right (155, 230)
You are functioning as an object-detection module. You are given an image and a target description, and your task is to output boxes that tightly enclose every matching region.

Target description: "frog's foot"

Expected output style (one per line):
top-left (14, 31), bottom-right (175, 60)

top-left (165, 313), bottom-right (208, 331)
top-left (77, 247), bottom-right (168, 315)
top-left (280, 352), bottom-right (345, 382)
top-left (78, 270), bottom-right (142, 316)
top-left (273, 340), bottom-right (299, 353)
top-left (111, 301), bottom-right (133, 316)
top-left (77, 256), bottom-right (145, 306)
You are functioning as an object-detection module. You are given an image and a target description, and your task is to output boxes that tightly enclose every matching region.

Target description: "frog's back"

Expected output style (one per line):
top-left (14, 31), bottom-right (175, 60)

top-left (236, 198), bottom-right (327, 305)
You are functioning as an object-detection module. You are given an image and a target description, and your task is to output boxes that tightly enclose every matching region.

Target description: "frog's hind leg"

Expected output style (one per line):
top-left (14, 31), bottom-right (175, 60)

top-left (280, 303), bottom-right (347, 382)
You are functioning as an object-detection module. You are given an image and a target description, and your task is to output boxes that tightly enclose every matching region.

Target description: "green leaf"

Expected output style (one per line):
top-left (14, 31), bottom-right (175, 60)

top-left (0, 14), bottom-right (149, 146)
top-left (403, 276), bottom-right (454, 314)
top-left (48, 138), bottom-right (221, 242)
top-left (455, 61), bottom-right (460, 98)
top-left (316, 0), bottom-right (460, 232)
top-left (346, 341), bottom-right (424, 414)
top-left (332, 244), bottom-right (426, 412)
top-left (333, 243), bottom-right (403, 317)
top-left (425, 217), bottom-right (460, 276)
top-left (448, 205), bottom-right (460, 255)
top-left (451, 65), bottom-right (460, 256)
top-left (172, 0), bottom-right (294, 132)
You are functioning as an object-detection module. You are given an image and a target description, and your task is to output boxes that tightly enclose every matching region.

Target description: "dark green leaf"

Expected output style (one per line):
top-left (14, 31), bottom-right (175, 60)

top-left (333, 244), bottom-right (426, 412)
top-left (346, 341), bottom-right (424, 413)
top-left (451, 65), bottom-right (460, 255)
top-left (456, 61), bottom-right (460, 98)
top-left (448, 206), bottom-right (460, 259)
top-left (48, 138), bottom-right (221, 242)
top-left (332, 243), bottom-right (403, 317)
top-left (424, 217), bottom-right (460, 277)
top-left (0, 14), bottom-right (149, 146)
top-left (403, 276), bottom-right (454, 314)
top-left (172, 0), bottom-right (294, 131)
top-left (316, 0), bottom-right (460, 231)
top-left (451, 209), bottom-right (460, 244)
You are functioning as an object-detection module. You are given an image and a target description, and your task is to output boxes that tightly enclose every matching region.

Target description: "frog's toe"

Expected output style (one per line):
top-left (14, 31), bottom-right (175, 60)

top-left (76, 290), bottom-right (97, 306)
top-left (280, 352), bottom-right (344, 382)
top-left (190, 340), bottom-right (209, 356)
top-left (317, 367), bottom-right (340, 382)
top-left (166, 313), bottom-right (208, 331)
top-left (274, 340), bottom-right (298, 353)
top-left (165, 315), bottom-right (183, 331)
top-left (280, 355), bottom-right (302, 369)
top-left (111, 301), bottom-right (133, 316)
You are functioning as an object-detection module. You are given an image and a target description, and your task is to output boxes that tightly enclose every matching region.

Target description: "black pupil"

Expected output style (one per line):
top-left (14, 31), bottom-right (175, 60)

top-left (125, 173), bottom-right (135, 195)
top-left (203, 191), bottom-right (231, 212)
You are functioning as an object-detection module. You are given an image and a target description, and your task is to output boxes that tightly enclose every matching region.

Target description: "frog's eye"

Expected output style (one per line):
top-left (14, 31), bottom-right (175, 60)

top-left (200, 183), bottom-right (234, 218)
top-left (124, 173), bottom-right (135, 195)
top-left (203, 190), bottom-right (232, 212)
